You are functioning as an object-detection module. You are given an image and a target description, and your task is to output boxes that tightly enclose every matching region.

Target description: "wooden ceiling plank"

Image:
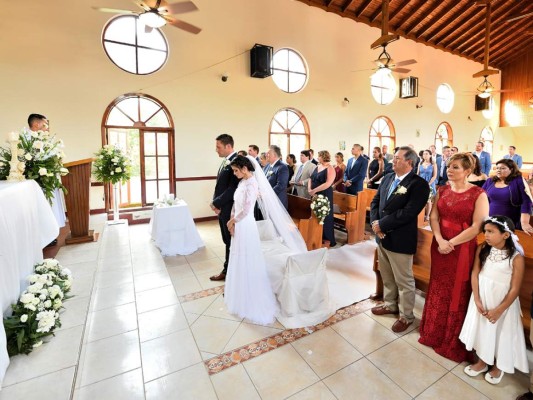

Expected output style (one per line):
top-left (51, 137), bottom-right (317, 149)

top-left (485, 23), bottom-right (533, 65)
top-left (368, 0), bottom-right (384, 23)
top-left (389, 0), bottom-right (411, 22)
top-left (341, 0), bottom-right (357, 13)
top-left (392, 0), bottom-right (427, 32)
top-left (492, 38), bottom-right (533, 68)
top-left (415, 1), bottom-right (461, 39)
top-left (428, 4), bottom-right (478, 44)
top-left (354, 0), bottom-right (373, 17)
top-left (402, 1), bottom-right (441, 37)
top-left (440, 11), bottom-right (487, 49)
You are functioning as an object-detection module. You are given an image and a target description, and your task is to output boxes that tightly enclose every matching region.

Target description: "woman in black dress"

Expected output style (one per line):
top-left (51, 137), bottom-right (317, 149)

top-left (308, 150), bottom-right (337, 247)
top-left (366, 147), bottom-right (385, 189)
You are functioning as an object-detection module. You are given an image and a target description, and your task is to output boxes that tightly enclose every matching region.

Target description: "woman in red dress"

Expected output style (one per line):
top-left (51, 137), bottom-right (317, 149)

top-left (418, 153), bottom-right (489, 362)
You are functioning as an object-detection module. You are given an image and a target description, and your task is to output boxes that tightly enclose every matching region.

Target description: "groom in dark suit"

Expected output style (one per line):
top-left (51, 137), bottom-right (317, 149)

top-left (209, 134), bottom-right (239, 281)
top-left (264, 145), bottom-right (289, 209)
top-left (369, 146), bottom-right (430, 333)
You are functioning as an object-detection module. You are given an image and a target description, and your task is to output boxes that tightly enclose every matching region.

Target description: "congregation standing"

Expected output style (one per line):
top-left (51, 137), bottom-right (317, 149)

top-left (211, 135), bottom-right (533, 397)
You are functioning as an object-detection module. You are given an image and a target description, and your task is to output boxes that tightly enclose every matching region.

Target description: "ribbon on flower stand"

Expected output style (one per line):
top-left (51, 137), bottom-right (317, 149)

top-left (108, 182), bottom-right (126, 225)
top-left (7, 131), bottom-right (25, 181)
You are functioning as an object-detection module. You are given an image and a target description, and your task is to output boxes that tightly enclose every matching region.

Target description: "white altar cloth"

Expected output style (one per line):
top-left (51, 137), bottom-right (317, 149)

top-left (150, 201), bottom-right (204, 256)
top-left (0, 180), bottom-right (59, 388)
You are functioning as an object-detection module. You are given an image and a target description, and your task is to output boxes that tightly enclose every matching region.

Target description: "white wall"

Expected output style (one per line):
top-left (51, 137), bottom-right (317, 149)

top-left (0, 0), bottom-right (505, 217)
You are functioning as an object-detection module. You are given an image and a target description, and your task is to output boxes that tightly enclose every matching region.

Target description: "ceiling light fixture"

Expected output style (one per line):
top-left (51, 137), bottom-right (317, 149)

top-left (529, 96), bottom-right (533, 108)
top-left (477, 76), bottom-right (494, 98)
top-left (139, 11), bottom-right (166, 28)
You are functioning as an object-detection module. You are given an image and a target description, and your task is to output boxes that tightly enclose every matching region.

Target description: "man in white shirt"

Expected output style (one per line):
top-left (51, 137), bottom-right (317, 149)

top-left (503, 145), bottom-right (523, 168)
top-left (473, 141), bottom-right (492, 175)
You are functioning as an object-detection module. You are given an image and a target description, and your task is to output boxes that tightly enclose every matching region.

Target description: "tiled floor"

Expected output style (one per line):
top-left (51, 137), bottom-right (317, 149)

top-left (0, 217), bottom-right (531, 399)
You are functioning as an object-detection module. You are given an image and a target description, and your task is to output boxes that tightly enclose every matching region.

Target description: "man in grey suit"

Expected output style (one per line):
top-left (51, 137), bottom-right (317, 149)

top-left (265, 145), bottom-right (290, 209)
top-left (291, 150), bottom-right (317, 199)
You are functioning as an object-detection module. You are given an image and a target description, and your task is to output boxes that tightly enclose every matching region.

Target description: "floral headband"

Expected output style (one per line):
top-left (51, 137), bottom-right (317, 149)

top-left (484, 216), bottom-right (524, 256)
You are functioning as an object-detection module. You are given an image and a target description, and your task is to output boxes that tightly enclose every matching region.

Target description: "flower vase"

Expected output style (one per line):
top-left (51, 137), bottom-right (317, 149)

top-left (108, 182), bottom-right (126, 225)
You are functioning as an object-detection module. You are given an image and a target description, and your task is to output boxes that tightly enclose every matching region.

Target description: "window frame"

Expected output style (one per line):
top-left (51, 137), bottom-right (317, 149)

top-left (434, 122), bottom-right (453, 154)
top-left (268, 107), bottom-right (310, 159)
top-left (271, 48), bottom-right (309, 94)
top-left (368, 115), bottom-right (396, 157)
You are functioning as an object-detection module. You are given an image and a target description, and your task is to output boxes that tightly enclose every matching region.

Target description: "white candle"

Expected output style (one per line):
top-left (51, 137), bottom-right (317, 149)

top-left (8, 131), bottom-right (19, 141)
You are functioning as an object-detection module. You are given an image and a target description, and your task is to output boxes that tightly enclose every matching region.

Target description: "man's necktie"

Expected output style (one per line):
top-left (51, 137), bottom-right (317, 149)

top-left (294, 164), bottom-right (303, 182)
top-left (218, 159), bottom-right (226, 175)
top-left (387, 178), bottom-right (401, 199)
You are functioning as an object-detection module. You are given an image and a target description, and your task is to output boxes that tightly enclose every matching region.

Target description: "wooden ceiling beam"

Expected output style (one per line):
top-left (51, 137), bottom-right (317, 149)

top-left (326, 0), bottom-right (336, 8)
top-left (401, 1), bottom-right (441, 37)
top-left (368, 0), bottom-right (384, 23)
top-left (427, 4), bottom-right (477, 44)
top-left (492, 39), bottom-right (533, 68)
top-left (440, 11), bottom-right (486, 49)
top-left (415, 1), bottom-right (460, 39)
top-left (481, 20), bottom-right (533, 64)
top-left (354, 0), bottom-right (373, 17)
top-left (341, 0), bottom-right (357, 13)
top-left (392, 0), bottom-right (426, 32)
top-left (388, 0), bottom-right (411, 22)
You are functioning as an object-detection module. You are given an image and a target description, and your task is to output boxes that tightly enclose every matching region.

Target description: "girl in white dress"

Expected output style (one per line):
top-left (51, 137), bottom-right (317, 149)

top-left (224, 156), bottom-right (279, 325)
top-left (460, 215), bottom-right (528, 385)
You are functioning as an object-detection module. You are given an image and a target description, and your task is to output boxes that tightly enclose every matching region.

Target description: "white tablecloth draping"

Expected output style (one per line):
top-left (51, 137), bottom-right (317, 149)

top-left (150, 201), bottom-right (204, 256)
top-left (0, 180), bottom-right (59, 388)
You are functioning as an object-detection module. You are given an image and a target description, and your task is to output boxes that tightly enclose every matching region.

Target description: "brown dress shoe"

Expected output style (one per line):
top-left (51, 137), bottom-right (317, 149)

top-left (371, 305), bottom-right (399, 316)
top-left (392, 318), bottom-right (413, 333)
top-left (210, 272), bottom-right (226, 281)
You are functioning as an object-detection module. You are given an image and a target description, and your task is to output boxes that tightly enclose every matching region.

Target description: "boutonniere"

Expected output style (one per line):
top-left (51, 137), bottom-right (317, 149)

top-left (267, 171), bottom-right (273, 177)
top-left (224, 159), bottom-right (231, 167)
top-left (395, 185), bottom-right (407, 195)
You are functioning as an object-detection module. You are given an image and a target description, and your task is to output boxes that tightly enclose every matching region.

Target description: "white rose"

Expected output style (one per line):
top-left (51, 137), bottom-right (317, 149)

top-left (33, 140), bottom-right (44, 150)
top-left (53, 298), bottom-right (62, 310)
top-left (24, 153), bottom-right (32, 160)
top-left (110, 171), bottom-right (115, 175)
top-left (24, 303), bottom-right (36, 311)
top-left (44, 300), bottom-right (52, 308)
top-left (115, 167), bottom-right (122, 173)
top-left (111, 157), bottom-right (119, 163)
top-left (33, 340), bottom-right (43, 348)
top-left (20, 314), bottom-right (28, 323)
top-left (60, 167), bottom-right (69, 175)
top-left (31, 131), bottom-right (39, 138)
top-left (20, 293), bottom-right (35, 304)
top-left (38, 167), bottom-right (48, 176)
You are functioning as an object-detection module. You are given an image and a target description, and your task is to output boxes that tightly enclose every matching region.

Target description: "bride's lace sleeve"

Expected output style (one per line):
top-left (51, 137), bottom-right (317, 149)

top-left (233, 179), bottom-right (258, 223)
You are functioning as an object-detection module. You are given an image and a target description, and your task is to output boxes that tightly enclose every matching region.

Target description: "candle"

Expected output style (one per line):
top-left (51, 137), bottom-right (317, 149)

top-left (8, 131), bottom-right (19, 141)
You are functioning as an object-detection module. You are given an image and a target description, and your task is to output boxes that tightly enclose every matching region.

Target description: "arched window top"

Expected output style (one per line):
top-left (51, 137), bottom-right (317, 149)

top-left (272, 48), bottom-right (309, 93)
top-left (370, 116), bottom-right (396, 137)
top-left (102, 15), bottom-right (169, 75)
top-left (269, 108), bottom-right (310, 159)
top-left (435, 122), bottom-right (453, 154)
top-left (479, 126), bottom-right (494, 155)
top-left (104, 93), bottom-right (173, 128)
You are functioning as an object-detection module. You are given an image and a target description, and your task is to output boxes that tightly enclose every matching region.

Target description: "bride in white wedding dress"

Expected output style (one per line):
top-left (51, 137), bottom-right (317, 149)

top-left (224, 155), bottom-right (334, 327)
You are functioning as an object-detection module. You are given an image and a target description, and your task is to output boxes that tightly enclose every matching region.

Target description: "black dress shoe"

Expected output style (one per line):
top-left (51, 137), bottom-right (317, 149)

top-left (210, 272), bottom-right (226, 281)
top-left (516, 392), bottom-right (533, 400)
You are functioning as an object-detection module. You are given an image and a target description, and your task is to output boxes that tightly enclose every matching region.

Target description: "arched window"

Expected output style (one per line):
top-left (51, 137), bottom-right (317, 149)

top-left (435, 122), bottom-right (453, 154)
top-left (272, 48), bottom-right (309, 93)
top-left (479, 126), bottom-right (494, 155)
top-left (369, 116), bottom-right (396, 156)
top-left (269, 108), bottom-right (310, 159)
top-left (102, 93), bottom-right (175, 209)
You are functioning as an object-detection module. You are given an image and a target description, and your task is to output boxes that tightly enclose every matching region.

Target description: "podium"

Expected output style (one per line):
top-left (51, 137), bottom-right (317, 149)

top-left (62, 158), bottom-right (94, 244)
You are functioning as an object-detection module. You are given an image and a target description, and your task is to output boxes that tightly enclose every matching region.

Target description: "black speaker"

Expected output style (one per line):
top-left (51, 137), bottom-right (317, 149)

top-left (475, 95), bottom-right (491, 111)
top-left (250, 44), bottom-right (273, 78)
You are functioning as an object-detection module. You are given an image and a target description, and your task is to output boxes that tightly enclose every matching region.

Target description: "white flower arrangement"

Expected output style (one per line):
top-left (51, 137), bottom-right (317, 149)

top-left (154, 194), bottom-right (181, 207)
top-left (395, 185), bottom-right (408, 195)
top-left (93, 144), bottom-right (131, 185)
top-left (3, 258), bottom-right (73, 356)
top-left (310, 194), bottom-right (331, 225)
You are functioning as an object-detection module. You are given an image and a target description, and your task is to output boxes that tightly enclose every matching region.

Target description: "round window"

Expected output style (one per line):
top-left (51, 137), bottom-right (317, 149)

top-left (370, 68), bottom-right (397, 105)
top-left (272, 48), bottom-right (308, 93)
top-left (436, 83), bottom-right (455, 113)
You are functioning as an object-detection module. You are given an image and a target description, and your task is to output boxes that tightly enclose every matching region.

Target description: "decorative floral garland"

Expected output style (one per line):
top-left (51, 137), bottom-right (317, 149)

top-left (310, 194), bottom-right (330, 225)
top-left (3, 259), bottom-right (73, 356)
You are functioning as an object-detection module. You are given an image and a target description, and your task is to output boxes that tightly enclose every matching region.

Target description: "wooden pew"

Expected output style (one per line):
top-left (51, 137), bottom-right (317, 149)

top-left (333, 191), bottom-right (366, 244)
top-left (371, 227), bottom-right (533, 336)
top-left (287, 194), bottom-right (323, 251)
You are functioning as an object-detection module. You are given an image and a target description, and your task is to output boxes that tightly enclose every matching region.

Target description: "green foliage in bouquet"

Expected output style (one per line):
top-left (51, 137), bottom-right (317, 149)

top-left (3, 259), bottom-right (73, 356)
top-left (0, 129), bottom-right (68, 202)
top-left (93, 144), bottom-right (131, 184)
top-left (310, 194), bottom-right (331, 225)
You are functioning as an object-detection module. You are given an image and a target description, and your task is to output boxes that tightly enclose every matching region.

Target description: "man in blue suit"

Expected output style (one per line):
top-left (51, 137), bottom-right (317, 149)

top-left (344, 144), bottom-right (368, 194)
top-left (503, 145), bottom-right (523, 168)
top-left (265, 145), bottom-right (289, 209)
top-left (473, 141), bottom-right (492, 175)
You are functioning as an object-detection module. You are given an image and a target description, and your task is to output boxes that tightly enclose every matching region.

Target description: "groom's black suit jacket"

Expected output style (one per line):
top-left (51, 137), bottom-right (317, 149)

top-left (212, 153), bottom-right (239, 220)
top-left (370, 170), bottom-right (430, 255)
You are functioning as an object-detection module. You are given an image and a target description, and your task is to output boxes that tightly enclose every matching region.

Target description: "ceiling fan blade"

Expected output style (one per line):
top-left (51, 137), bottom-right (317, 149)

top-left (144, 24), bottom-right (154, 34)
top-left (391, 67), bottom-right (411, 73)
top-left (165, 17), bottom-right (202, 34)
top-left (162, 1), bottom-right (198, 14)
top-left (506, 11), bottom-right (533, 23)
top-left (92, 6), bottom-right (136, 14)
top-left (394, 59), bottom-right (417, 67)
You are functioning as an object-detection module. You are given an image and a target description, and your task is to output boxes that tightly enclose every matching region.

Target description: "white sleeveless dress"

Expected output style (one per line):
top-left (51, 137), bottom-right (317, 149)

top-left (224, 177), bottom-right (279, 325)
top-left (459, 248), bottom-right (529, 373)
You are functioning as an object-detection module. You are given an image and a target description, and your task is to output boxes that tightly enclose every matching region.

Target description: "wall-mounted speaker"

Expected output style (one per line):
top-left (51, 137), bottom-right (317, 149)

top-left (475, 95), bottom-right (491, 111)
top-left (399, 76), bottom-right (419, 99)
top-left (250, 44), bottom-right (273, 78)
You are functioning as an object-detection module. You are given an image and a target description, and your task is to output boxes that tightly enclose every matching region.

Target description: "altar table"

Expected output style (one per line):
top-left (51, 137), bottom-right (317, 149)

top-left (150, 200), bottom-right (204, 256)
top-left (0, 180), bottom-right (59, 388)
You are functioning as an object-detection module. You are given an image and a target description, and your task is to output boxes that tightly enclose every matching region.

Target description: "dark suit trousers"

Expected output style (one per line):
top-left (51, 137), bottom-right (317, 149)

top-left (218, 209), bottom-right (232, 273)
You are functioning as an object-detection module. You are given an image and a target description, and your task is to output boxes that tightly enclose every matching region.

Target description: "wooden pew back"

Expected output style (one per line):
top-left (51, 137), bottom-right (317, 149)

top-left (333, 191), bottom-right (357, 213)
top-left (287, 194), bottom-right (323, 250)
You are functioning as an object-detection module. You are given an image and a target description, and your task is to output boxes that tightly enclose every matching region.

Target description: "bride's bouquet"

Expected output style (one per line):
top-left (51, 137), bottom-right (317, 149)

top-left (310, 194), bottom-right (331, 225)
top-left (93, 144), bottom-right (131, 184)
top-left (0, 128), bottom-right (68, 202)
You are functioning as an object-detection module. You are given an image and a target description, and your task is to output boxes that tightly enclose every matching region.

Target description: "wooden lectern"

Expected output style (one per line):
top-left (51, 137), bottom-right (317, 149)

top-left (62, 158), bottom-right (94, 244)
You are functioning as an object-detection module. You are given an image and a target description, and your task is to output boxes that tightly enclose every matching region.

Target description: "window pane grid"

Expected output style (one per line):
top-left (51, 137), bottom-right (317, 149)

top-left (272, 48), bottom-right (308, 93)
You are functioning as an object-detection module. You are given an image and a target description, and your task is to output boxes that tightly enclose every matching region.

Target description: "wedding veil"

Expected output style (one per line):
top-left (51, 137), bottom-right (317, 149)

top-left (246, 156), bottom-right (307, 254)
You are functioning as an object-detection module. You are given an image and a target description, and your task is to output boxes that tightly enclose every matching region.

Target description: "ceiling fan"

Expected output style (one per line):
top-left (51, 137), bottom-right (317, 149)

top-left (93, 0), bottom-right (201, 34)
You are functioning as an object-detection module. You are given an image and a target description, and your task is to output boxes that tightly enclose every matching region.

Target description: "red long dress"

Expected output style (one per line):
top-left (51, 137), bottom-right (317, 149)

top-left (418, 185), bottom-right (484, 362)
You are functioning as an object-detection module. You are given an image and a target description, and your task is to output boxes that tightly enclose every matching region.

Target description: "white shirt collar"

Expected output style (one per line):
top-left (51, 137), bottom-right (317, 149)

top-left (395, 171), bottom-right (411, 182)
top-left (225, 151), bottom-right (236, 160)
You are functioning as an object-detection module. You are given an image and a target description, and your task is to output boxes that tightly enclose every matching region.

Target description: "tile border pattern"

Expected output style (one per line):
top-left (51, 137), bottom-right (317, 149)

top-left (178, 285), bottom-right (225, 303)
top-left (204, 298), bottom-right (376, 375)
